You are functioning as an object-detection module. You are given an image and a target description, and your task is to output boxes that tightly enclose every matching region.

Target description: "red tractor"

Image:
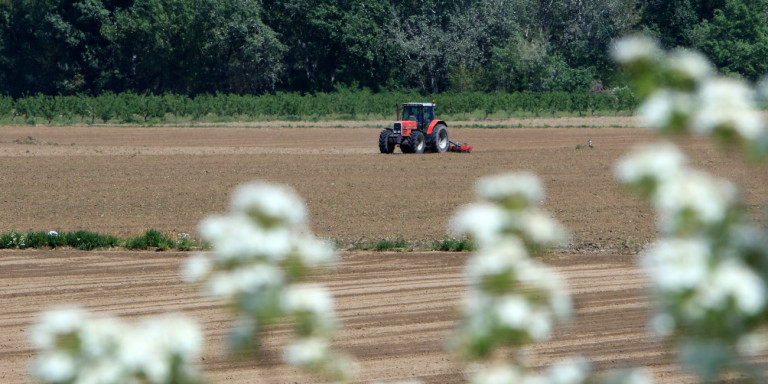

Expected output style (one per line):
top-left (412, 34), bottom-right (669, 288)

top-left (379, 102), bottom-right (449, 154)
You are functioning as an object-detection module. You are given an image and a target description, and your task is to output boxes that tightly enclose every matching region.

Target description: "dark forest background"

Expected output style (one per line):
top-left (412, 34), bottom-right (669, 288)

top-left (1, 0), bottom-right (767, 98)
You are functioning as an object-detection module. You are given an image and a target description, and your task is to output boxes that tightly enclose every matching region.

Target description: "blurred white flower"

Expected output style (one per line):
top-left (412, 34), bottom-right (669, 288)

top-left (284, 337), bottom-right (329, 366)
top-left (698, 258), bottom-right (766, 315)
top-left (199, 215), bottom-right (292, 263)
top-left (519, 209), bottom-right (569, 245)
top-left (283, 283), bottom-right (335, 318)
top-left (470, 363), bottom-right (523, 384)
top-left (757, 75), bottom-right (768, 101)
top-left (181, 253), bottom-right (213, 283)
top-left (215, 263), bottom-right (283, 299)
top-left (668, 49), bottom-right (713, 82)
top-left (147, 315), bottom-right (203, 359)
top-left (525, 308), bottom-right (554, 342)
top-left (73, 360), bottom-right (124, 384)
top-left (206, 270), bottom-right (241, 298)
top-left (231, 181), bottom-right (307, 226)
top-left (451, 202), bottom-right (509, 245)
top-left (642, 237), bottom-right (710, 292)
top-left (546, 357), bottom-right (591, 384)
top-left (693, 77), bottom-right (765, 140)
top-left (651, 313), bottom-right (676, 337)
top-left (79, 317), bottom-right (124, 358)
top-left (292, 235), bottom-right (337, 268)
top-left (737, 329), bottom-right (768, 356)
top-left (615, 142), bottom-right (686, 185)
top-left (31, 307), bottom-right (88, 349)
top-left (494, 294), bottom-right (533, 328)
top-left (32, 352), bottom-right (77, 383)
top-left (465, 238), bottom-right (528, 282)
top-left (475, 172), bottom-right (544, 206)
top-left (638, 89), bottom-right (694, 129)
top-left (611, 35), bottom-right (662, 64)
top-left (31, 309), bottom-right (203, 384)
top-left (653, 170), bottom-right (737, 229)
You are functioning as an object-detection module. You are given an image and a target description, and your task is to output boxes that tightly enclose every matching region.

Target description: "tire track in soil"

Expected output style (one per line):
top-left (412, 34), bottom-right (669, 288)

top-left (0, 249), bottom-right (705, 383)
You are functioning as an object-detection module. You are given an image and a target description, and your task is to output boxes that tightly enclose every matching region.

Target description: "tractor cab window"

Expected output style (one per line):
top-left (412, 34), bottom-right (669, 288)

top-left (402, 105), bottom-right (420, 121)
top-left (424, 107), bottom-right (434, 122)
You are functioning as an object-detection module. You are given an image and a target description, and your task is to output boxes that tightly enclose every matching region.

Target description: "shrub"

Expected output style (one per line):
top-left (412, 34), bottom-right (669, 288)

top-left (124, 229), bottom-right (175, 250)
top-left (432, 238), bottom-right (474, 252)
top-left (62, 230), bottom-right (119, 250)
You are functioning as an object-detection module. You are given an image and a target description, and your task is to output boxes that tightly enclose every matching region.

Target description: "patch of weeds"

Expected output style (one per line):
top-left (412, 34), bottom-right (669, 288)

top-left (24, 231), bottom-right (66, 248)
top-left (0, 230), bottom-right (205, 251)
top-left (0, 231), bottom-right (26, 249)
top-left (348, 238), bottom-right (411, 251)
top-left (174, 232), bottom-right (198, 251)
top-left (125, 229), bottom-right (175, 250)
top-left (433, 238), bottom-right (474, 252)
top-left (374, 239), bottom-right (409, 251)
top-left (63, 230), bottom-right (119, 250)
top-left (575, 144), bottom-right (582, 149)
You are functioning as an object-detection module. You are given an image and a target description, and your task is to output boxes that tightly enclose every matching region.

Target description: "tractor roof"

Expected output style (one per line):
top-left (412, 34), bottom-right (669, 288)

top-left (403, 102), bottom-right (435, 107)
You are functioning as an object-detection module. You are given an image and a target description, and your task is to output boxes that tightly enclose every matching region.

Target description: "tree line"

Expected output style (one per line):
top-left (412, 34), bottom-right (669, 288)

top-left (1, 0), bottom-right (766, 98)
top-left (2, 89), bottom-right (638, 124)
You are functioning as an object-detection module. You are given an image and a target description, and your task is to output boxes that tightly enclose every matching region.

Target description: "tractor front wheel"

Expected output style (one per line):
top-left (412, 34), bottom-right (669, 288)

top-left (405, 130), bottom-right (426, 154)
top-left (379, 129), bottom-right (395, 153)
top-left (427, 124), bottom-right (449, 152)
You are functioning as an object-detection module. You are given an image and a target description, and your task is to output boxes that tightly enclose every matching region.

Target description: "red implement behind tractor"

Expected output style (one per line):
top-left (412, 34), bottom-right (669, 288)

top-left (379, 102), bottom-right (470, 154)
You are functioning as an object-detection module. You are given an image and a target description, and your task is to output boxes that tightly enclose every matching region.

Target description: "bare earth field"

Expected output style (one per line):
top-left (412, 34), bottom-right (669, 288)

top-left (1, 118), bottom-right (767, 383)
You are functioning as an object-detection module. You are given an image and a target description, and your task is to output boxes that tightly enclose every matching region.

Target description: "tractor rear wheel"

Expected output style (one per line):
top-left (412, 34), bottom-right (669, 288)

top-left (379, 129), bottom-right (395, 153)
top-left (427, 124), bottom-right (449, 152)
top-left (405, 130), bottom-right (426, 154)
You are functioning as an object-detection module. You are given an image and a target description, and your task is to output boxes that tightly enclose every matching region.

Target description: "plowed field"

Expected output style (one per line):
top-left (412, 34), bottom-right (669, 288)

top-left (1, 118), bottom-right (767, 383)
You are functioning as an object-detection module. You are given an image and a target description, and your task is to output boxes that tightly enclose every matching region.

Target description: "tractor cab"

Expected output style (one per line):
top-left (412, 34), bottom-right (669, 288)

top-left (401, 103), bottom-right (435, 131)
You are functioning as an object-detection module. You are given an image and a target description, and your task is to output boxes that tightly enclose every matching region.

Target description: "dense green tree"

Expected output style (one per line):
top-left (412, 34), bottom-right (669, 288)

top-left (103, 0), bottom-right (196, 93)
top-left (336, 1), bottom-right (396, 90)
top-left (194, 0), bottom-right (285, 94)
top-left (689, 0), bottom-right (768, 80)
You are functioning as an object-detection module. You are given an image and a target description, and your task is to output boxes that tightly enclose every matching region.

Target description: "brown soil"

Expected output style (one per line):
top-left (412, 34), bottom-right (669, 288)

top-left (1, 119), bottom-right (767, 383)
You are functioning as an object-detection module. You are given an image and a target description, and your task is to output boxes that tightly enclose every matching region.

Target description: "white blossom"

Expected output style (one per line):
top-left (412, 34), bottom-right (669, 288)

top-left (546, 357), bottom-right (591, 384)
top-left (698, 258), bottom-right (766, 315)
top-left (642, 237), bottom-right (710, 292)
top-left (230, 181), bottom-right (307, 226)
top-left (283, 337), bottom-right (329, 366)
top-left (668, 49), bottom-right (713, 82)
top-left (32, 352), bottom-right (77, 383)
top-left (615, 142), bottom-right (686, 185)
top-left (72, 361), bottom-right (124, 384)
top-left (283, 283), bottom-right (336, 318)
top-left (638, 89), bottom-right (694, 129)
top-left (737, 329), bottom-right (768, 356)
top-left (78, 317), bottom-right (124, 358)
top-left (475, 171), bottom-right (544, 205)
top-left (31, 307), bottom-right (88, 349)
top-left (494, 295), bottom-right (533, 329)
top-left (693, 77), bottom-right (765, 140)
top-left (651, 313), bottom-right (676, 337)
top-left (611, 35), bottom-right (662, 64)
top-left (470, 363), bottom-right (524, 384)
top-left (292, 235), bottom-right (337, 268)
top-left (519, 209), bottom-right (569, 245)
top-left (451, 202), bottom-right (509, 245)
top-left (465, 238), bottom-right (528, 282)
top-left (199, 214), bottom-right (292, 263)
top-left (181, 253), bottom-right (213, 283)
top-left (653, 170), bottom-right (737, 230)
